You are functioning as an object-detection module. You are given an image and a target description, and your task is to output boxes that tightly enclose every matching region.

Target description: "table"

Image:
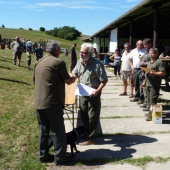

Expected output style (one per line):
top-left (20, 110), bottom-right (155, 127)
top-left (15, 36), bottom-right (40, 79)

top-left (64, 78), bottom-right (78, 129)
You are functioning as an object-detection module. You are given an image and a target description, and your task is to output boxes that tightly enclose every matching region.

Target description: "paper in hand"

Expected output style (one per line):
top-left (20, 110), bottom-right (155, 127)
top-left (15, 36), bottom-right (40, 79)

top-left (140, 67), bottom-right (150, 73)
top-left (74, 83), bottom-right (96, 96)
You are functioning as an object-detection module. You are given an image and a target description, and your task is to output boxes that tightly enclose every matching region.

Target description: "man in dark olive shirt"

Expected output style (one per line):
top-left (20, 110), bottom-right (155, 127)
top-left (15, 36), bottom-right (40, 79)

top-left (34, 43), bottom-right (43, 61)
top-left (33, 40), bottom-right (75, 165)
top-left (142, 48), bottom-right (165, 121)
top-left (69, 43), bottom-right (77, 73)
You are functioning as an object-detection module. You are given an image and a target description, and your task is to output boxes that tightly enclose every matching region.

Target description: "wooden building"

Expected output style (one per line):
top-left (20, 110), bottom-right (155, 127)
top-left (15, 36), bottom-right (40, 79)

top-left (90, 0), bottom-right (170, 54)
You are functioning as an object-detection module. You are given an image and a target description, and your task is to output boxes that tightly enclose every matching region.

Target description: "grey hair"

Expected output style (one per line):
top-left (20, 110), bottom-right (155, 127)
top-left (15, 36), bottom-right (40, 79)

top-left (124, 43), bottom-right (130, 46)
top-left (149, 48), bottom-right (158, 53)
top-left (81, 43), bottom-right (93, 53)
top-left (46, 40), bottom-right (60, 53)
top-left (143, 38), bottom-right (152, 44)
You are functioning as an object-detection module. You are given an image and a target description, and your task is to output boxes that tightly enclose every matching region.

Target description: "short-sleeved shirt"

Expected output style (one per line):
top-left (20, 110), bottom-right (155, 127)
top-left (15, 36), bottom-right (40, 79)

top-left (27, 41), bottom-right (32, 47)
top-left (70, 47), bottom-right (77, 62)
top-left (130, 48), bottom-right (145, 68)
top-left (26, 52), bottom-right (31, 60)
top-left (22, 40), bottom-right (26, 46)
top-left (113, 55), bottom-right (121, 66)
top-left (72, 57), bottom-right (107, 88)
top-left (159, 51), bottom-right (170, 67)
top-left (142, 51), bottom-right (150, 63)
top-left (34, 47), bottom-right (43, 58)
top-left (11, 41), bottom-right (23, 52)
top-left (121, 51), bottom-right (131, 71)
top-left (146, 59), bottom-right (165, 87)
top-left (92, 52), bottom-right (98, 58)
top-left (33, 53), bottom-right (70, 109)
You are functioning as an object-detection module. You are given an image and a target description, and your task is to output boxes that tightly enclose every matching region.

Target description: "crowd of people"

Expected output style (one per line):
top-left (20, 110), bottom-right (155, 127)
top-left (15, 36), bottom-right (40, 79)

top-left (10, 36), bottom-right (43, 69)
top-left (8, 36), bottom-right (169, 166)
top-left (109, 38), bottom-right (168, 121)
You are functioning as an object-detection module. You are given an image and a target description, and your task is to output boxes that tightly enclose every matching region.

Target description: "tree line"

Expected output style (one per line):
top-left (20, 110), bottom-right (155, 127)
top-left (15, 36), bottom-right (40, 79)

top-left (45, 26), bottom-right (82, 41)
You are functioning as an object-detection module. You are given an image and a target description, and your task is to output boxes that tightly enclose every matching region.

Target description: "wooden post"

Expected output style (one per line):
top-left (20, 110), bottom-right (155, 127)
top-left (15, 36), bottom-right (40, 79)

top-left (153, 9), bottom-right (158, 48)
top-left (103, 34), bottom-right (105, 53)
top-left (129, 21), bottom-right (133, 49)
top-left (99, 37), bottom-right (101, 53)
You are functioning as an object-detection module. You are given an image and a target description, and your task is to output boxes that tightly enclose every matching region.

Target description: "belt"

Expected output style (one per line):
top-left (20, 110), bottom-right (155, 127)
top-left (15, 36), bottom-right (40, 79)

top-left (134, 68), bottom-right (141, 70)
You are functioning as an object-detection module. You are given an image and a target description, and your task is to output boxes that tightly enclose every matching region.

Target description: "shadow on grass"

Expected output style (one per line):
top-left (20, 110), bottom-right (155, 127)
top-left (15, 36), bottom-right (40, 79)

top-left (0, 78), bottom-right (31, 85)
top-left (0, 65), bottom-right (12, 70)
top-left (0, 58), bottom-right (12, 63)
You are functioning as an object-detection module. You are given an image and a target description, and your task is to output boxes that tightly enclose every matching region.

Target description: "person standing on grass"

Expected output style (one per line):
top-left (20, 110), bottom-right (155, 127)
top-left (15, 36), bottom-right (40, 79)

top-left (109, 49), bottom-right (121, 80)
top-left (129, 40), bottom-right (145, 103)
top-left (34, 44), bottom-right (43, 62)
top-left (26, 39), bottom-right (33, 52)
top-left (33, 40), bottom-right (75, 165)
top-left (22, 39), bottom-right (26, 52)
top-left (69, 43), bottom-right (77, 73)
top-left (119, 43), bottom-right (132, 96)
top-left (10, 36), bottom-right (23, 66)
top-left (72, 43), bottom-right (108, 145)
top-left (26, 48), bottom-right (31, 70)
top-left (142, 48), bottom-right (165, 121)
top-left (65, 49), bottom-right (68, 59)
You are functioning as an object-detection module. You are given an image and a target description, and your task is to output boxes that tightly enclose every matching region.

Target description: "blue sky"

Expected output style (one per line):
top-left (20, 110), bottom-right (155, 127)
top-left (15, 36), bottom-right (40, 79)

top-left (0, 0), bottom-right (142, 36)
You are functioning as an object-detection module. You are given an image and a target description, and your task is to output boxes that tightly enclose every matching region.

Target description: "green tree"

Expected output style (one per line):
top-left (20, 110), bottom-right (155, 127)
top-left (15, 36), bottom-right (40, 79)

top-left (28, 28), bottom-right (33, 31)
top-left (2, 24), bottom-right (5, 28)
top-left (40, 27), bottom-right (45, 32)
top-left (0, 34), bottom-right (1, 43)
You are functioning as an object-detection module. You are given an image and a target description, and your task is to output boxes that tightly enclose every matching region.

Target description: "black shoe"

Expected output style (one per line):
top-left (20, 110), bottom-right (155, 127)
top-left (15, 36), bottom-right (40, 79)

top-left (140, 104), bottom-right (147, 108)
top-left (18, 64), bottom-right (20, 66)
top-left (165, 82), bottom-right (170, 88)
top-left (145, 116), bottom-right (152, 121)
top-left (130, 98), bottom-right (139, 102)
top-left (142, 107), bottom-right (150, 111)
top-left (40, 154), bottom-right (54, 163)
top-left (56, 155), bottom-right (72, 166)
top-left (14, 63), bottom-right (16, 65)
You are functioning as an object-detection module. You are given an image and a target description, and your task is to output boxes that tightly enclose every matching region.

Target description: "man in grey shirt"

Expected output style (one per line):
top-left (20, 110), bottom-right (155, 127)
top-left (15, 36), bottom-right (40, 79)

top-left (10, 36), bottom-right (23, 66)
top-left (72, 43), bottom-right (108, 145)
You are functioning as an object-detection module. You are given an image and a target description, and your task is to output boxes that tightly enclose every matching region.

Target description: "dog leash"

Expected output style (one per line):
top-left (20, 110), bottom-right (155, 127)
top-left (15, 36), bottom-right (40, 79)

top-left (65, 110), bottom-right (79, 137)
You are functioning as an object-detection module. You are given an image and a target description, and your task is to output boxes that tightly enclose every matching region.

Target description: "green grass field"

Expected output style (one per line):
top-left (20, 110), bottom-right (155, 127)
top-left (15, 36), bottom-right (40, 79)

top-left (0, 46), bottom-right (74, 169)
top-left (0, 28), bottom-right (89, 51)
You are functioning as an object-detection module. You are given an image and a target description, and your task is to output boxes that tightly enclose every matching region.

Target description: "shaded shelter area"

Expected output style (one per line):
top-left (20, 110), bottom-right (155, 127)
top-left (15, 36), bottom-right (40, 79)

top-left (90, 0), bottom-right (170, 55)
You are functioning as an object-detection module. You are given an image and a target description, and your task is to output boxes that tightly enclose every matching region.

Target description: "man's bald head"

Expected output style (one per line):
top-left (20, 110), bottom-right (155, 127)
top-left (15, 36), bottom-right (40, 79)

top-left (136, 40), bottom-right (143, 50)
top-left (15, 36), bottom-right (19, 42)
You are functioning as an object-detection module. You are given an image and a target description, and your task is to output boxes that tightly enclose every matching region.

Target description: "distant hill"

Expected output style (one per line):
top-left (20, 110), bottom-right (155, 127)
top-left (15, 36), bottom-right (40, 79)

top-left (0, 28), bottom-right (90, 50)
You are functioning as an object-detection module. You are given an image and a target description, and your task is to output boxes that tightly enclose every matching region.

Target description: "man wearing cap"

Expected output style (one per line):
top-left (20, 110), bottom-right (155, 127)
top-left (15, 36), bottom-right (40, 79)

top-left (10, 36), bottom-right (23, 66)
top-left (72, 43), bottom-right (108, 145)
top-left (142, 48), bottom-right (165, 121)
top-left (33, 40), bottom-right (75, 165)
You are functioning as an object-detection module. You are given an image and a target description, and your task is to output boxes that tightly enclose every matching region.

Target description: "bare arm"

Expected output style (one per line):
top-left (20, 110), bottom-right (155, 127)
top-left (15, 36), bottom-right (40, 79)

top-left (109, 55), bottom-right (114, 62)
top-left (70, 53), bottom-right (72, 61)
top-left (159, 55), bottom-right (170, 59)
top-left (148, 70), bottom-right (166, 77)
top-left (129, 58), bottom-right (134, 71)
top-left (120, 62), bottom-right (123, 74)
top-left (92, 79), bottom-right (108, 97)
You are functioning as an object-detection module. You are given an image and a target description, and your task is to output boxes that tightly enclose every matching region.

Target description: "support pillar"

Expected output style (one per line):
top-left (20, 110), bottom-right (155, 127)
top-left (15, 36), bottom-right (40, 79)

top-left (99, 37), bottom-right (101, 53)
top-left (117, 27), bottom-right (119, 49)
top-left (129, 21), bottom-right (133, 48)
top-left (103, 34), bottom-right (105, 53)
top-left (153, 9), bottom-right (158, 48)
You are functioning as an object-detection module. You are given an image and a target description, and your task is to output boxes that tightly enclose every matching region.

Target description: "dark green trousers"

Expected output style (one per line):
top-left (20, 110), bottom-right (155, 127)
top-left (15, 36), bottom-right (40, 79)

top-left (146, 86), bottom-right (160, 108)
top-left (143, 88), bottom-right (148, 105)
top-left (133, 69), bottom-right (143, 101)
top-left (79, 92), bottom-right (101, 141)
top-left (36, 105), bottom-right (67, 165)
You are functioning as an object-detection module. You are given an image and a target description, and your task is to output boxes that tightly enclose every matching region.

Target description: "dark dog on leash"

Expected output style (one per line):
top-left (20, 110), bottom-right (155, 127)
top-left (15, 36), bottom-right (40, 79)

top-left (48, 126), bottom-right (87, 157)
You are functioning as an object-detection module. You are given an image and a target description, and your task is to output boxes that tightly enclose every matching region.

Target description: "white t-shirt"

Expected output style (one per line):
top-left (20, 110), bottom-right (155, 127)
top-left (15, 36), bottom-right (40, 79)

top-left (27, 41), bottom-right (32, 47)
top-left (130, 48), bottom-right (145, 68)
top-left (121, 51), bottom-right (131, 71)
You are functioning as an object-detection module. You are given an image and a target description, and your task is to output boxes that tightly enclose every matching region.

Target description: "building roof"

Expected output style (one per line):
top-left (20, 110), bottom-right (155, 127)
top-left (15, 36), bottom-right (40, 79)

top-left (90, 0), bottom-right (170, 38)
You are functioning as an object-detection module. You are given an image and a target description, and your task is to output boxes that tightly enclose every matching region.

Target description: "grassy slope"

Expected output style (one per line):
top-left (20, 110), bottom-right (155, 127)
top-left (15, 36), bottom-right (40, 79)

top-left (0, 28), bottom-right (89, 50)
top-left (0, 29), bottom-right (89, 169)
